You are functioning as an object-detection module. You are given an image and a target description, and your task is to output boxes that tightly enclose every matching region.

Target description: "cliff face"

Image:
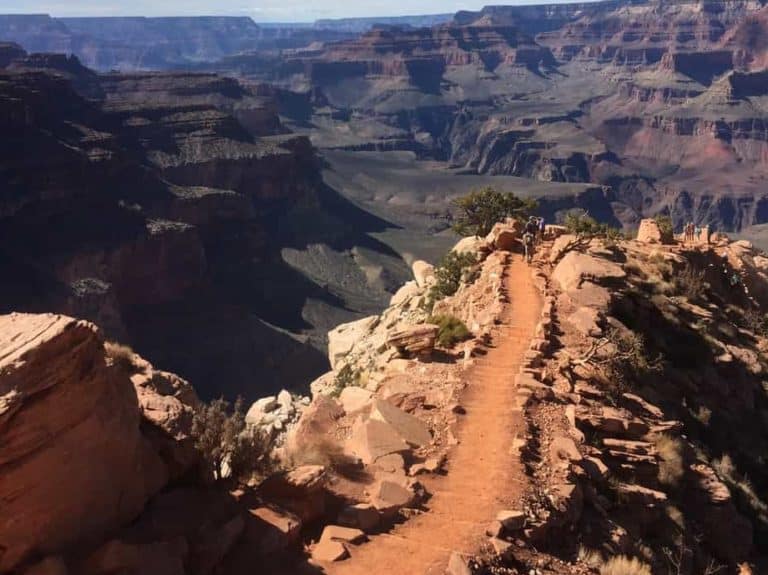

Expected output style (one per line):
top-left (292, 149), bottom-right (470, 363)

top-left (0, 313), bottom-right (200, 572)
top-left (0, 15), bottom-right (357, 71)
top-left (195, 0), bottom-right (768, 244)
top-left (0, 49), bottom-right (407, 401)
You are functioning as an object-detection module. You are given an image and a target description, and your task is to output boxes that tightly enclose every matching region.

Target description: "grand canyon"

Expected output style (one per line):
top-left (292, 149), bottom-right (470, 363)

top-left (1, 1), bottom-right (767, 574)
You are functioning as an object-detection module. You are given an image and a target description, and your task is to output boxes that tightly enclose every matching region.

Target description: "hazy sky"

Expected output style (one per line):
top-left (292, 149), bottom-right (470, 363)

top-left (0, 0), bottom-right (586, 22)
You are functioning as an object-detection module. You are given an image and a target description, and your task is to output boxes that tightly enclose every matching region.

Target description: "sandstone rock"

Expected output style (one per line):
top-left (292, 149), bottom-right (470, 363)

top-left (621, 393), bottom-right (663, 419)
top-left (412, 260), bottom-right (436, 288)
top-left (0, 314), bottom-right (168, 571)
top-left (320, 525), bottom-right (367, 545)
top-left (488, 537), bottom-right (513, 557)
top-left (338, 503), bottom-right (381, 532)
top-left (245, 396), bottom-right (278, 425)
top-left (615, 483), bottom-right (667, 506)
top-left (258, 465), bottom-right (327, 523)
top-left (566, 306), bottom-right (603, 337)
top-left (79, 538), bottom-right (188, 575)
top-left (372, 479), bottom-right (417, 516)
top-left (636, 218), bottom-right (666, 243)
top-left (390, 281), bottom-right (421, 307)
top-left (552, 252), bottom-right (626, 293)
top-left (486, 220), bottom-right (521, 251)
top-left (339, 386), bottom-right (374, 415)
top-left (549, 436), bottom-right (583, 468)
top-left (452, 236), bottom-right (488, 256)
top-left (447, 551), bottom-right (472, 575)
top-left (496, 510), bottom-right (526, 531)
top-left (576, 406), bottom-right (649, 439)
top-left (244, 506), bottom-right (301, 554)
top-left (328, 316), bottom-right (379, 369)
top-left (690, 464), bottom-right (731, 504)
top-left (370, 399), bottom-right (432, 446)
top-left (132, 368), bottom-right (200, 479)
top-left (277, 389), bottom-right (293, 409)
top-left (347, 417), bottom-right (409, 464)
top-left (285, 395), bottom-right (344, 456)
top-left (550, 234), bottom-right (579, 263)
top-left (386, 324), bottom-right (438, 357)
top-left (311, 538), bottom-right (349, 563)
top-left (374, 452), bottom-right (407, 475)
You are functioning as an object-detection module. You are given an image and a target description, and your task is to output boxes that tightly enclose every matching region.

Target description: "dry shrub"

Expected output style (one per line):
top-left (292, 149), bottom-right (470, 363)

top-left (287, 437), bottom-right (363, 480)
top-left (675, 265), bottom-right (707, 300)
top-left (192, 397), bottom-right (277, 482)
top-left (578, 546), bottom-right (603, 569)
top-left (600, 556), bottom-right (652, 575)
top-left (105, 341), bottom-right (138, 372)
top-left (713, 454), bottom-right (768, 525)
top-left (654, 434), bottom-right (685, 487)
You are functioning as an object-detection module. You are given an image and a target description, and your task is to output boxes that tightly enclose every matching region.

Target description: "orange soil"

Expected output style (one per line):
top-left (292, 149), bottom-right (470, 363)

top-left (324, 255), bottom-right (541, 575)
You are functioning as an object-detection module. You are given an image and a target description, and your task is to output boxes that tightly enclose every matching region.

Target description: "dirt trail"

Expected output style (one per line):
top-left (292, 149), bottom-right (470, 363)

top-left (325, 255), bottom-right (541, 575)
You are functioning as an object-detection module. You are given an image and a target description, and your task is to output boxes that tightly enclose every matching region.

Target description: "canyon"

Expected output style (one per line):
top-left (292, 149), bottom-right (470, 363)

top-left (2, 3), bottom-right (768, 573)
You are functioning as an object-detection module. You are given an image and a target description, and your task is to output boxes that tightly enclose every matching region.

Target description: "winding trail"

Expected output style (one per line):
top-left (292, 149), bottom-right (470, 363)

top-left (326, 255), bottom-right (541, 575)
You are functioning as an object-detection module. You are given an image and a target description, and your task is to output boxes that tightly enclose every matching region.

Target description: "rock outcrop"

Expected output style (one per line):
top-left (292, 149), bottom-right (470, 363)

top-left (0, 313), bottom-right (198, 572)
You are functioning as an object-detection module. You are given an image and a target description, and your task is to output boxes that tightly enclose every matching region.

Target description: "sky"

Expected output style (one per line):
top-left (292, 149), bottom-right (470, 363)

top-left (0, 0), bottom-right (585, 22)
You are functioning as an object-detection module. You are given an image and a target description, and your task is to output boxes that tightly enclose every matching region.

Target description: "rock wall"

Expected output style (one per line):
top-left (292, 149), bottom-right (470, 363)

top-left (0, 314), bottom-right (199, 572)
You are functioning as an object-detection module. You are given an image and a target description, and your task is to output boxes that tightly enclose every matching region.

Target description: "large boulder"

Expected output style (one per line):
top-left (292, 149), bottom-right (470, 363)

top-left (552, 251), bottom-right (626, 293)
top-left (636, 218), bottom-right (664, 243)
top-left (327, 316), bottom-right (379, 369)
top-left (386, 324), bottom-right (438, 357)
top-left (0, 314), bottom-right (168, 571)
top-left (412, 260), bottom-right (435, 288)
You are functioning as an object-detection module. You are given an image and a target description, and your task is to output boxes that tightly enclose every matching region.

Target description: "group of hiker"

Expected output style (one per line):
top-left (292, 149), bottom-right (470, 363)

top-left (522, 216), bottom-right (545, 263)
top-left (683, 221), bottom-right (703, 243)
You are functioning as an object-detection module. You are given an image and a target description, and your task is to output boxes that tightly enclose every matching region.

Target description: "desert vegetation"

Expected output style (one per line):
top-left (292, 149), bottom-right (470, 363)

top-left (562, 210), bottom-right (623, 240)
top-left (427, 314), bottom-right (471, 348)
top-left (452, 186), bottom-right (537, 237)
top-left (191, 397), bottom-right (276, 482)
top-left (104, 341), bottom-right (139, 372)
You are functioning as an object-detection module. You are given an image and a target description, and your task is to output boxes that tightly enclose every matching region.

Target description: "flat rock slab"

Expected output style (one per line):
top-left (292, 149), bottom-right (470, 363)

top-left (339, 386), bottom-right (373, 415)
top-left (496, 510), bottom-right (526, 531)
top-left (370, 399), bottom-right (431, 447)
top-left (245, 506), bottom-right (301, 554)
top-left (372, 479), bottom-right (416, 516)
top-left (337, 503), bottom-right (380, 532)
top-left (311, 538), bottom-right (349, 563)
top-left (347, 417), bottom-right (409, 465)
top-left (320, 525), bottom-right (367, 545)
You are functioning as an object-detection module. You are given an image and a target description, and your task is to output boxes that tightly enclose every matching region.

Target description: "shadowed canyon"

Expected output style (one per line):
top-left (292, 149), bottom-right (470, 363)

top-left (2, 3), bottom-right (768, 573)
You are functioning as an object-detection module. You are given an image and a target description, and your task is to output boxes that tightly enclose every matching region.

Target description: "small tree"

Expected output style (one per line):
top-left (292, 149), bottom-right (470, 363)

top-left (654, 215), bottom-right (674, 243)
top-left (427, 314), bottom-right (472, 347)
top-left (192, 396), bottom-right (275, 482)
top-left (563, 210), bottom-right (623, 240)
top-left (432, 251), bottom-right (478, 299)
top-left (452, 187), bottom-right (537, 237)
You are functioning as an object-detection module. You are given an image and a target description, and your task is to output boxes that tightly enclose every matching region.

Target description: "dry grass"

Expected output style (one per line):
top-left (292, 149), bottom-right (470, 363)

top-left (654, 434), bottom-right (685, 487)
top-left (713, 454), bottom-right (768, 525)
top-left (577, 546), bottom-right (603, 569)
top-left (104, 341), bottom-right (138, 373)
top-left (600, 556), bottom-right (652, 575)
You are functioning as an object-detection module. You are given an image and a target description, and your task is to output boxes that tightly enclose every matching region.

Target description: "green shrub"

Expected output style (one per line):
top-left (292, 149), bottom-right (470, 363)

top-left (563, 211), bottom-right (623, 240)
top-left (654, 215), bottom-right (674, 243)
top-left (331, 364), bottom-right (360, 397)
top-left (431, 251), bottom-right (479, 300)
top-left (428, 314), bottom-right (472, 348)
top-left (452, 186), bottom-right (537, 237)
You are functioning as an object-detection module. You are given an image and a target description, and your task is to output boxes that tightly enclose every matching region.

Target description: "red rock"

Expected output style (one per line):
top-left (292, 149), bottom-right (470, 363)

top-left (259, 465), bottom-right (327, 523)
top-left (371, 479), bottom-right (417, 516)
top-left (0, 314), bottom-right (169, 571)
top-left (496, 510), bottom-right (526, 531)
top-left (370, 399), bottom-right (432, 446)
top-left (244, 506), bottom-right (301, 554)
top-left (311, 538), bottom-right (349, 563)
top-left (447, 551), bottom-right (472, 575)
top-left (319, 525), bottom-right (367, 545)
top-left (337, 504), bottom-right (380, 532)
top-left (21, 557), bottom-right (68, 575)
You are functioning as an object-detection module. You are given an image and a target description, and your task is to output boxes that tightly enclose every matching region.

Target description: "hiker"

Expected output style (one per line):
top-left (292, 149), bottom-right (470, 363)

top-left (694, 225), bottom-right (701, 243)
top-left (525, 216), bottom-right (538, 238)
top-left (538, 216), bottom-right (546, 241)
top-left (523, 231), bottom-right (535, 263)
